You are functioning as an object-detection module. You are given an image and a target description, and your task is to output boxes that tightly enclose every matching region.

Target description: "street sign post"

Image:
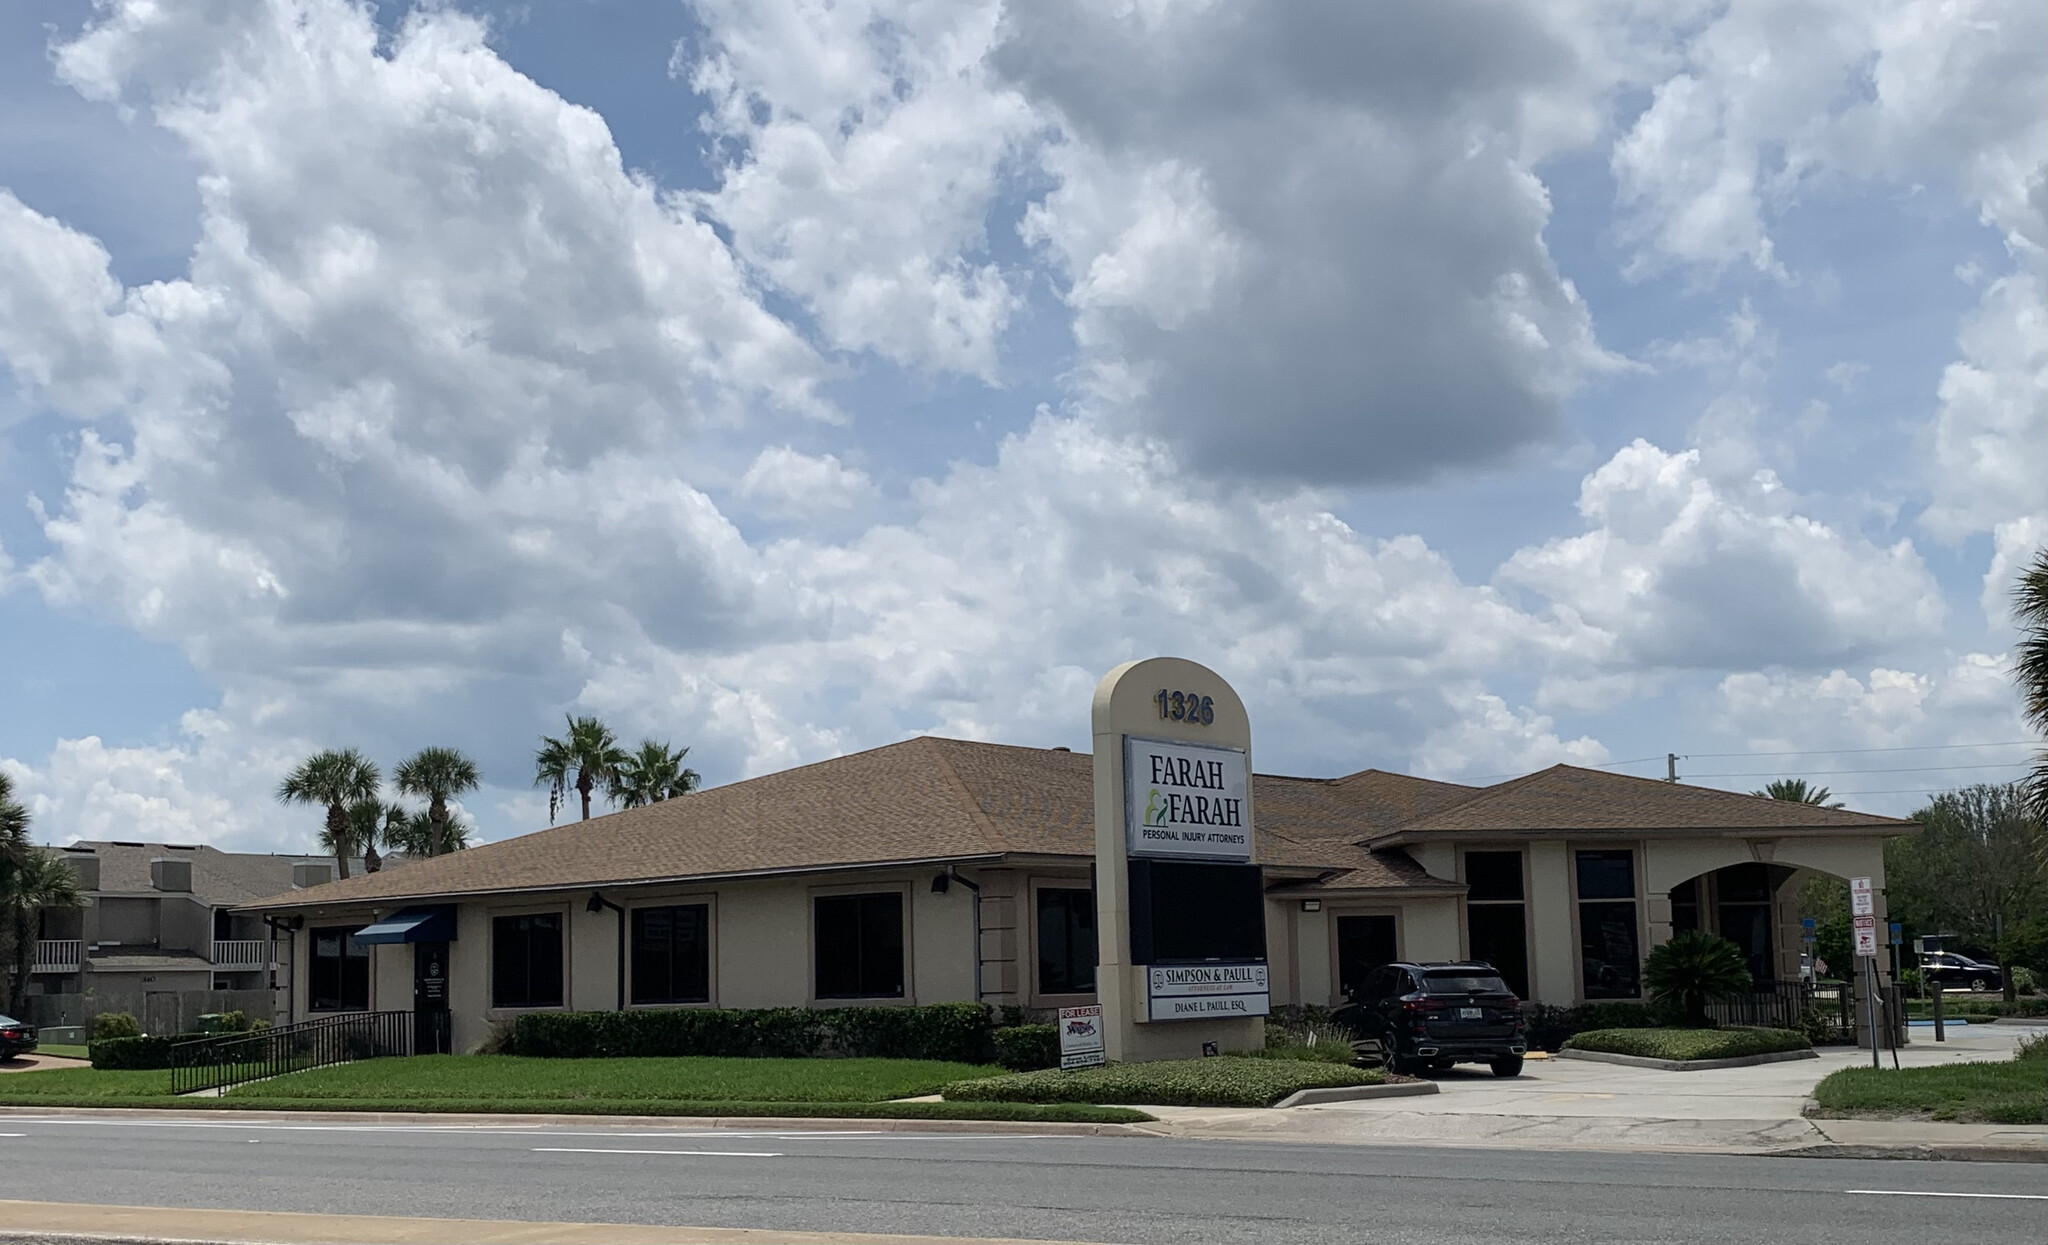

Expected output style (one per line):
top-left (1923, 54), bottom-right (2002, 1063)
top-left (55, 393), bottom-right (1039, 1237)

top-left (1850, 877), bottom-right (1880, 1069)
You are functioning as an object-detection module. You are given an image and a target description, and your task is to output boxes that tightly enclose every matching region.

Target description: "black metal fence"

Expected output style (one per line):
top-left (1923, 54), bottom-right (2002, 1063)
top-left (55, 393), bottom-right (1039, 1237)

top-left (170, 1010), bottom-right (414, 1095)
top-left (1704, 979), bottom-right (1905, 1044)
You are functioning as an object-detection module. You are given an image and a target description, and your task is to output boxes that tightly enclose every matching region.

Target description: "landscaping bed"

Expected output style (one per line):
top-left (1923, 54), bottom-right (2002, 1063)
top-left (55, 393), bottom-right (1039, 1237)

top-left (943, 1057), bottom-right (1381, 1108)
top-left (1810, 1037), bottom-right (2047, 1125)
top-left (1561, 1027), bottom-right (1811, 1062)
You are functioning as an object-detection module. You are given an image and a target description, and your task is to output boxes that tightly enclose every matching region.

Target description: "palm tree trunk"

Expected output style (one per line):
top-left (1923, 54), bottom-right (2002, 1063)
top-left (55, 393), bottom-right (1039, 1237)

top-left (430, 795), bottom-right (447, 857)
top-left (8, 911), bottom-right (31, 1015)
top-left (579, 772), bottom-right (593, 820)
top-left (327, 802), bottom-right (352, 880)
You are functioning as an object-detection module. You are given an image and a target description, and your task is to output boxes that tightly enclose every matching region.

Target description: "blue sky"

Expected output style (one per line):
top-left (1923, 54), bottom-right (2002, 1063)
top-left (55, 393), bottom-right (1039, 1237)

top-left (0, 0), bottom-right (2041, 853)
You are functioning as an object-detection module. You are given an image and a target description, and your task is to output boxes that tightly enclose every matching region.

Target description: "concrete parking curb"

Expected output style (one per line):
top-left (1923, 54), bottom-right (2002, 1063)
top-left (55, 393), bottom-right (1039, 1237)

top-left (1272, 1081), bottom-right (1440, 1109)
top-left (1554, 1047), bottom-right (1818, 1072)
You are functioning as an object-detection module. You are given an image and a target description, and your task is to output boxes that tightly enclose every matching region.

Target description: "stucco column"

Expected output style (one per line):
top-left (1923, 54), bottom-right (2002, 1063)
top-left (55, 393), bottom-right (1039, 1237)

top-left (1525, 841), bottom-right (1576, 1006)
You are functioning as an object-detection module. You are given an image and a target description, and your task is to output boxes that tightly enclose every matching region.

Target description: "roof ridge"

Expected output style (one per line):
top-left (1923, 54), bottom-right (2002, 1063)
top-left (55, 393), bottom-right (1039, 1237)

top-left (1380, 766), bottom-right (1552, 831)
top-left (922, 737), bottom-right (1021, 855)
top-left (1540, 763), bottom-right (1916, 825)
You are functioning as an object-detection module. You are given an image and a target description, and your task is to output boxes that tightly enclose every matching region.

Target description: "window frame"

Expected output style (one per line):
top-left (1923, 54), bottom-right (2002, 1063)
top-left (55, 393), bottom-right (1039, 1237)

top-left (1325, 905), bottom-right (1403, 1005)
top-left (488, 905), bottom-right (569, 1012)
top-left (808, 883), bottom-right (912, 1005)
top-left (1570, 845), bottom-right (1645, 1001)
top-left (307, 924), bottom-right (371, 1013)
top-left (1460, 849), bottom-right (1531, 999)
top-left (627, 896), bottom-right (717, 1008)
top-left (1028, 878), bottom-right (1099, 1004)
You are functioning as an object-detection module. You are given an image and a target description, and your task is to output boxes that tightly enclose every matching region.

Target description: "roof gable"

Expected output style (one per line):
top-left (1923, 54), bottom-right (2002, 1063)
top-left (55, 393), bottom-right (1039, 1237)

top-left (1373, 764), bottom-right (1915, 840)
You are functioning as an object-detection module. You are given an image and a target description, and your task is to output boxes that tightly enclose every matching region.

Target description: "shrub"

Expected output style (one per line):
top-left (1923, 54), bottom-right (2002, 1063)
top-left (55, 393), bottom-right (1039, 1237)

top-left (992, 1025), bottom-right (1059, 1071)
top-left (1240, 1042), bottom-right (1357, 1065)
top-left (1521, 1001), bottom-right (1665, 1052)
top-left (944, 1057), bottom-right (1380, 1108)
top-left (2011, 966), bottom-right (2041, 995)
top-left (503, 1003), bottom-right (997, 1063)
top-left (1644, 931), bottom-right (1753, 1027)
top-left (90, 1012), bottom-right (141, 1041)
top-left (88, 1032), bottom-right (211, 1070)
top-left (1563, 1027), bottom-right (1810, 1062)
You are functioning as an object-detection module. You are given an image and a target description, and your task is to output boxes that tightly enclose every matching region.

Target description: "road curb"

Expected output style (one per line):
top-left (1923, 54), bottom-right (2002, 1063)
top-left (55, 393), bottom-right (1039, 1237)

top-left (1272, 1081), bottom-right (1440, 1108)
top-left (0, 1104), bottom-right (1148, 1137)
top-left (1769, 1142), bottom-right (2048, 1164)
top-left (1554, 1047), bottom-right (1818, 1072)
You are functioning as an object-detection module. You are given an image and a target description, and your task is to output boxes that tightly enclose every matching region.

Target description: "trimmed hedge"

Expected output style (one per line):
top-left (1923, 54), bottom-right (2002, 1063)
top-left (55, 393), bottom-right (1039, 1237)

top-left (992, 1025), bottom-right (1059, 1071)
top-left (89, 1033), bottom-right (210, 1070)
top-left (1563, 1027), bottom-right (1811, 1062)
top-left (1521, 1002), bottom-right (1669, 1052)
top-left (503, 1002), bottom-right (1001, 1063)
top-left (944, 1057), bottom-right (1381, 1108)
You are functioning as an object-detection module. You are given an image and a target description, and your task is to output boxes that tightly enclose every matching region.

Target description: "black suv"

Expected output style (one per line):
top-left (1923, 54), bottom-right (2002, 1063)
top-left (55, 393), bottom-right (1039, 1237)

top-left (1917, 951), bottom-right (2003, 994)
top-left (1335, 961), bottom-right (1528, 1077)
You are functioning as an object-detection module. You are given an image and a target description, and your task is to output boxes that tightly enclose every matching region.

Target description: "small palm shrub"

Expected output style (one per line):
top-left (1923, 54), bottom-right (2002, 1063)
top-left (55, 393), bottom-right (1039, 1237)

top-left (1644, 931), bottom-right (1752, 1028)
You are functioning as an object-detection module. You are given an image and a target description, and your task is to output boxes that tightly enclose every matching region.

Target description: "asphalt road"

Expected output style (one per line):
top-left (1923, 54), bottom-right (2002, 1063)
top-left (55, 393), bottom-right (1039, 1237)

top-left (2, 1114), bottom-right (2043, 1244)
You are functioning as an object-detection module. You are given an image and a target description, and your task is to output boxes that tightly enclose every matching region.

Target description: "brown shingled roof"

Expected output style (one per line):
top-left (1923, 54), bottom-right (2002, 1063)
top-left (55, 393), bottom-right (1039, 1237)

top-left (1366, 763), bottom-right (1915, 845)
top-left (250, 737), bottom-right (1460, 910)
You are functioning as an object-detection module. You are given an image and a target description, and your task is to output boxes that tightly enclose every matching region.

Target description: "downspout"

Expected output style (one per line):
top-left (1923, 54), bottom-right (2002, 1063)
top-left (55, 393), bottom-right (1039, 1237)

top-left (946, 868), bottom-right (984, 1003)
top-left (586, 892), bottom-right (627, 1011)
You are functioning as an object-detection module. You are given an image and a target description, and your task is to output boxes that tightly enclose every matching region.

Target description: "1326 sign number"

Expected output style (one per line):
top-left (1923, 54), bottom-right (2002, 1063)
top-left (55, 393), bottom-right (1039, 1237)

top-left (1156, 689), bottom-right (1215, 725)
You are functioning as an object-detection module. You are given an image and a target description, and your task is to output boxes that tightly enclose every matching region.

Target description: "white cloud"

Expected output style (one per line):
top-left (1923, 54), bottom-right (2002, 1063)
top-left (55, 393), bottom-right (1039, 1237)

top-left (1501, 440), bottom-right (1946, 669)
top-left (736, 446), bottom-right (879, 515)
top-left (995, 0), bottom-right (1624, 484)
top-left (686, 0), bottom-right (1033, 380)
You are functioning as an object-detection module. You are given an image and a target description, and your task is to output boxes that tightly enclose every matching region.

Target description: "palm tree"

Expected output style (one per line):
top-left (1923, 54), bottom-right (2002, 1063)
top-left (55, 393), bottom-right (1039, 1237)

top-left (1752, 778), bottom-right (1844, 808)
top-left (1644, 930), bottom-right (1753, 1027)
top-left (382, 808), bottom-right (471, 857)
top-left (276, 749), bottom-right (381, 880)
top-left (610, 739), bottom-right (701, 809)
top-left (394, 747), bottom-right (481, 857)
top-left (534, 715), bottom-right (630, 822)
top-left (0, 779), bottom-right (87, 1013)
top-left (2014, 546), bottom-right (2048, 824)
top-left (333, 800), bottom-right (407, 874)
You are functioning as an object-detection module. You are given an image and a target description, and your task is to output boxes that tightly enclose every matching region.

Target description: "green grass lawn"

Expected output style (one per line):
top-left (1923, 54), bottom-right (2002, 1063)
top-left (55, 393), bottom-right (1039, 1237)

top-left (944, 1057), bottom-right (1382, 1108)
top-left (229, 1055), bottom-right (996, 1103)
top-left (28, 1043), bottom-right (91, 1060)
top-left (0, 1055), bottom-right (1151, 1125)
top-left (1811, 1040), bottom-right (2047, 1124)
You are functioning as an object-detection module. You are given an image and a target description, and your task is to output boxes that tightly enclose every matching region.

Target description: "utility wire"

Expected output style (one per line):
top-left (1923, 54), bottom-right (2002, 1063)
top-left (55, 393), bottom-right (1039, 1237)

top-left (1678, 740), bottom-right (2035, 758)
top-left (1686, 761), bottom-right (2031, 779)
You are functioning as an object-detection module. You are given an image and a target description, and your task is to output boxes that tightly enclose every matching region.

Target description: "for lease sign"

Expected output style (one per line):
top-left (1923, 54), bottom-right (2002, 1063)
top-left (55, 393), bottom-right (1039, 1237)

top-left (1146, 963), bottom-right (1270, 1021)
top-left (1124, 737), bottom-right (1251, 860)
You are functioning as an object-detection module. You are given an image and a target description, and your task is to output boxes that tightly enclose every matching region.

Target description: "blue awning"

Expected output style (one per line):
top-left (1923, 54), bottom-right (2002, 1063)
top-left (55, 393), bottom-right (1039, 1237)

top-left (352, 905), bottom-right (457, 945)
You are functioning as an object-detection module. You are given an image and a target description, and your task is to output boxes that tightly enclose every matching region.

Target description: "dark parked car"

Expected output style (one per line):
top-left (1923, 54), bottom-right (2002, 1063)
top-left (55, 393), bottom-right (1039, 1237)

top-left (1334, 960), bottom-right (1528, 1077)
top-left (0, 1014), bottom-right (37, 1060)
top-left (1918, 951), bottom-right (2003, 993)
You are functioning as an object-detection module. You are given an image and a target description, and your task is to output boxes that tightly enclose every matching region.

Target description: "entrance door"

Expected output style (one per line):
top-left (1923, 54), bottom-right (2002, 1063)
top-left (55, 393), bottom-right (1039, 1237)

top-left (1336, 915), bottom-right (1398, 1000)
top-left (413, 942), bottom-right (451, 1054)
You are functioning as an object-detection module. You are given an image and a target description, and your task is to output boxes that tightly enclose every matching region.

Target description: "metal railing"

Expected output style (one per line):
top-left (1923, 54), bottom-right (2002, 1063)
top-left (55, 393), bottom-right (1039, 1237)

top-left (210, 939), bottom-right (270, 969)
top-left (31, 939), bottom-right (83, 973)
top-left (170, 1010), bottom-right (413, 1095)
top-left (1705, 979), bottom-right (1816, 1031)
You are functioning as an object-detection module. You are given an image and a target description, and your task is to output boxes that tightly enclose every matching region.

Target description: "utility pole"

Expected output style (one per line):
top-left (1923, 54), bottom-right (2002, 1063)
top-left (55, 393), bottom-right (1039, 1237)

top-left (1666, 753), bottom-right (1678, 782)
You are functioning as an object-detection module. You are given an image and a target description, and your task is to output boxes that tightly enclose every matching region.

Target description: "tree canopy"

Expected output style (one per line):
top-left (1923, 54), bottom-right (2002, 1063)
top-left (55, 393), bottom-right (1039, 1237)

top-left (534, 715), bottom-right (631, 822)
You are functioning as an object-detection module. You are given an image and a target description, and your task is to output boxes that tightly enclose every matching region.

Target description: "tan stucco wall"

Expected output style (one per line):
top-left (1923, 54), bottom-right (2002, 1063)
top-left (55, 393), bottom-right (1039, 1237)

top-left (1402, 896), bottom-right (1463, 963)
top-left (1525, 841), bottom-right (1577, 1005)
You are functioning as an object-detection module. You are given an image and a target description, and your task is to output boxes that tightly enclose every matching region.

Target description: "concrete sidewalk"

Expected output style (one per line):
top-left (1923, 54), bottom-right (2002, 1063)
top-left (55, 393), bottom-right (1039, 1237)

top-left (1133, 1026), bottom-right (2046, 1160)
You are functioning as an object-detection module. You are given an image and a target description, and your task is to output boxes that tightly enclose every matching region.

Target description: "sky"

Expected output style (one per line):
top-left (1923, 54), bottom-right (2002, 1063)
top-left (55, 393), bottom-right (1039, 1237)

top-left (0, 0), bottom-right (2041, 855)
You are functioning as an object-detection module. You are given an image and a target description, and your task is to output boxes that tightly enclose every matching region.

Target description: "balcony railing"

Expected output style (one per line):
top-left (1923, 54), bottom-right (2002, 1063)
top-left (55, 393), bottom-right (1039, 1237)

top-left (31, 939), bottom-right (83, 973)
top-left (211, 939), bottom-right (271, 970)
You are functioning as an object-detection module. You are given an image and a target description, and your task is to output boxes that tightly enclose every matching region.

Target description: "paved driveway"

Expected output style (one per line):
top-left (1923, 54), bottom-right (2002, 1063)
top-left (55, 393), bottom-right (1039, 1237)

top-left (0, 1052), bottom-right (89, 1073)
top-left (1138, 1024), bottom-right (2042, 1154)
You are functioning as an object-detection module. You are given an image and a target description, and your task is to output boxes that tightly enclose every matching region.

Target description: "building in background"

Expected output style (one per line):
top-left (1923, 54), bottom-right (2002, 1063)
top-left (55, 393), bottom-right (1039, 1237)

top-left (18, 842), bottom-right (365, 1035)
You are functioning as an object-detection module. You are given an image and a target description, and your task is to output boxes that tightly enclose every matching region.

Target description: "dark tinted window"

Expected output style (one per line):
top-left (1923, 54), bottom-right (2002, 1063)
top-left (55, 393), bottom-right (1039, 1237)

top-left (1579, 903), bottom-right (1640, 999)
top-left (1466, 905), bottom-right (1529, 997)
top-left (1716, 863), bottom-right (1773, 903)
top-left (492, 913), bottom-right (564, 1009)
top-left (814, 893), bottom-right (904, 999)
top-left (1337, 914), bottom-right (1397, 998)
top-left (1464, 852), bottom-right (1524, 902)
top-left (1127, 860), bottom-right (1266, 963)
top-left (631, 904), bottom-right (710, 1005)
top-left (1423, 971), bottom-right (1511, 995)
top-left (309, 927), bottom-right (369, 1011)
top-left (1575, 850), bottom-right (1636, 900)
top-left (1036, 888), bottom-right (1097, 995)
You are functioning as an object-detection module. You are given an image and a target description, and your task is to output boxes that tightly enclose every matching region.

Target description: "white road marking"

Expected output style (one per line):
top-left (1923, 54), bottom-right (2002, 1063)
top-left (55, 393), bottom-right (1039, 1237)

top-left (0, 1118), bottom-right (1040, 1141)
top-left (532, 1147), bottom-right (782, 1157)
top-left (1845, 1190), bottom-right (2048, 1201)
top-left (0, 1133), bottom-right (24, 1137)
